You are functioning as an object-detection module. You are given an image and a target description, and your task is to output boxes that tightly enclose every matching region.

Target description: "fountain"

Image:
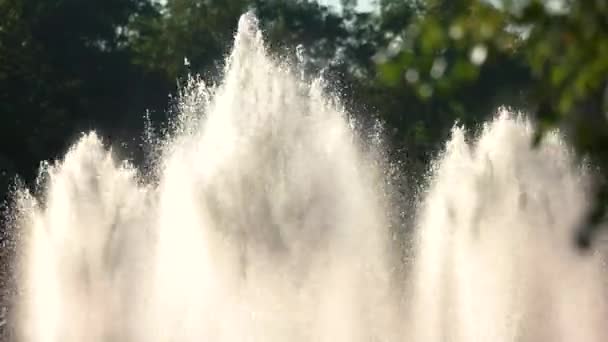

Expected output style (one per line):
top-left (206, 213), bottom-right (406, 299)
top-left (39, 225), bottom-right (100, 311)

top-left (409, 116), bottom-right (608, 341)
top-left (7, 12), bottom-right (608, 342)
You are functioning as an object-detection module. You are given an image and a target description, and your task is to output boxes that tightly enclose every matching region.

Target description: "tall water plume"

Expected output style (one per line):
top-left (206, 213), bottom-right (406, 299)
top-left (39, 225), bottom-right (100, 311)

top-left (7, 11), bottom-right (608, 342)
top-left (12, 12), bottom-right (400, 342)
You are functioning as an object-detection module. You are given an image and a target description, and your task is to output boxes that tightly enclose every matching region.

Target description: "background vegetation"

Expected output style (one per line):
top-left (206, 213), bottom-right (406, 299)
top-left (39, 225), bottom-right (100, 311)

top-left (1, 0), bottom-right (607, 242)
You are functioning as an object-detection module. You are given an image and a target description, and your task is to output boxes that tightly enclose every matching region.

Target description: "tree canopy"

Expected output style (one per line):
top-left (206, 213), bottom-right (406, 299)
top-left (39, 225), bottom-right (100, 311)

top-left (1, 0), bottom-right (607, 246)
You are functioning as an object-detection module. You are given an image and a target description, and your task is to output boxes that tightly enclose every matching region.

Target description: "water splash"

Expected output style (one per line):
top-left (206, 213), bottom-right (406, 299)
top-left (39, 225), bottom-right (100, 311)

top-left (409, 112), bottom-right (608, 342)
top-left (13, 12), bottom-right (399, 342)
top-left (8, 12), bottom-right (608, 342)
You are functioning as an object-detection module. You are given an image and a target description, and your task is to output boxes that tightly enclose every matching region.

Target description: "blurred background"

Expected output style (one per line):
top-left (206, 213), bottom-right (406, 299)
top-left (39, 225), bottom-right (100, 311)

top-left (2, 0), bottom-right (606, 203)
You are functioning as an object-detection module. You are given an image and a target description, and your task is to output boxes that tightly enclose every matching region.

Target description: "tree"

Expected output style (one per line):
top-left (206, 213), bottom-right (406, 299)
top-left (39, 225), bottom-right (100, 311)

top-left (0, 0), bottom-right (163, 187)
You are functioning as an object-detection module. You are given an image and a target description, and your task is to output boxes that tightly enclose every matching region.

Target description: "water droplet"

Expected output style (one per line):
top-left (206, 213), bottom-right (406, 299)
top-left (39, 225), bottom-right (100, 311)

top-left (296, 44), bottom-right (305, 64)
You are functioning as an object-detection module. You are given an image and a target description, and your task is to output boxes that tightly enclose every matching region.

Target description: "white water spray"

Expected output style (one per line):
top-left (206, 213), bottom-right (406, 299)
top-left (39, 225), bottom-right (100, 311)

top-left (409, 115), bottom-right (608, 342)
top-left (8, 12), bottom-right (608, 342)
top-left (13, 13), bottom-right (398, 342)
